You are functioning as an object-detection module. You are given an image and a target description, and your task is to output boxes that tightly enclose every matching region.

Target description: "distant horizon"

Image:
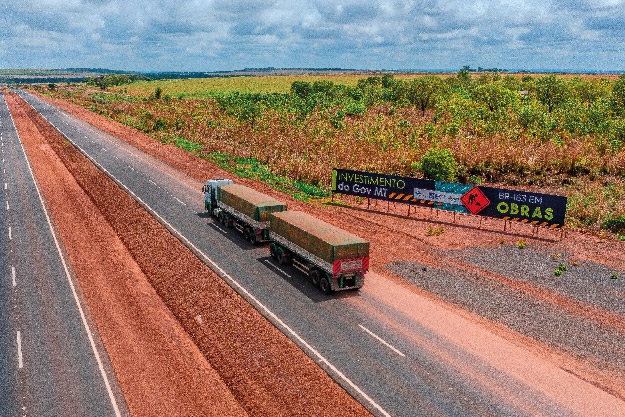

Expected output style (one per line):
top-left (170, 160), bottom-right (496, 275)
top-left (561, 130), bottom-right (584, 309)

top-left (2, 1), bottom-right (625, 74)
top-left (2, 67), bottom-right (624, 75)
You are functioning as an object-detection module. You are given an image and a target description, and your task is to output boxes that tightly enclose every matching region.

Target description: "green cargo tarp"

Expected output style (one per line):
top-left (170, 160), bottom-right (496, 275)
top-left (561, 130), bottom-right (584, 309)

top-left (270, 211), bottom-right (369, 263)
top-left (218, 184), bottom-right (287, 222)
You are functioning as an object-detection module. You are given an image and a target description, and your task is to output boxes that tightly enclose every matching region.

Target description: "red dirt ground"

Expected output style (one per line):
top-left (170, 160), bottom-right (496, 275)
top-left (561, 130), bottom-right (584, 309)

top-left (15, 90), bottom-right (625, 410)
top-left (6, 90), bottom-right (371, 416)
top-left (36, 93), bottom-right (625, 271)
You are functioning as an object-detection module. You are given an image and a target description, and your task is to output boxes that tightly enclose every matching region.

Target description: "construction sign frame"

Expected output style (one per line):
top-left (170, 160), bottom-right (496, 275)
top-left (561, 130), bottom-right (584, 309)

top-left (332, 168), bottom-right (568, 229)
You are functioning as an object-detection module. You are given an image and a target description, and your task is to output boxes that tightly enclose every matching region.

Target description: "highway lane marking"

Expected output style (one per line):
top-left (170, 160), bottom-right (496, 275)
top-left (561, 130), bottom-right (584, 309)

top-left (25, 93), bottom-right (391, 417)
top-left (212, 224), bottom-right (228, 234)
top-left (50, 131), bottom-right (393, 417)
top-left (6, 200), bottom-right (8, 211)
top-left (4, 182), bottom-right (6, 190)
top-left (359, 325), bottom-right (406, 358)
top-left (12, 266), bottom-right (16, 287)
top-left (262, 259), bottom-right (292, 278)
top-left (148, 179), bottom-right (157, 186)
top-left (8, 226), bottom-right (12, 240)
top-left (17, 331), bottom-right (23, 368)
top-left (128, 166), bottom-right (135, 171)
top-left (173, 196), bottom-right (186, 206)
top-left (8, 101), bottom-right (124, 417)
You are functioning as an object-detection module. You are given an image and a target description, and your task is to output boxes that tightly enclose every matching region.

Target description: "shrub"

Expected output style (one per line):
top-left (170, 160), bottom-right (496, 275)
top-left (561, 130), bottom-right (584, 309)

top-left (602, 215), bottom-right (625, 234)
top-left (419, 148), bottom-right (458, 181)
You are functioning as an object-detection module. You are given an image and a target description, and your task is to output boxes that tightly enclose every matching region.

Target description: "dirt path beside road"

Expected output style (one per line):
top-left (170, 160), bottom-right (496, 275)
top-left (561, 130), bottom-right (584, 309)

top-left (6, 89), bottom-right (371, 416)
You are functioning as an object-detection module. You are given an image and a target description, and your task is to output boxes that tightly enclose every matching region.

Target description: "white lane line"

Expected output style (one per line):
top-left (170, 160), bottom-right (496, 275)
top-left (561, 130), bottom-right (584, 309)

top-left (359, 325), bottom-right (406, 358)
top-left (212, 224), bottom-right (228, 234)
top-left (4, 182), bottom-right (6, 190)
top-left (50, 130), bottom-right (392, 417)
top-left (262, 259), bottom-right (292, 278)
top-left (173, 196), bottom-right (186, 206)
top-left (6, 200), bottom-right (8, 211)
top-left (17, 331), bottom-right (23, 368)
top-left (8, 226), bottom-right (12, 240)
top-left (8, 101), bottom-right (123, 417)
top-left (148, 179), bottom-right (157, 186)
top-left (11, 266), bottom-right (16, 287)
top-left (128, 166), bottom-right (135, 171)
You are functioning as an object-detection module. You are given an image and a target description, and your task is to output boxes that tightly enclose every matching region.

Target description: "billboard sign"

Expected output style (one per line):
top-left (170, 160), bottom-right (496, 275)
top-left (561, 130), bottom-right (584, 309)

top-left (332, 168), bottom-right (567, 228)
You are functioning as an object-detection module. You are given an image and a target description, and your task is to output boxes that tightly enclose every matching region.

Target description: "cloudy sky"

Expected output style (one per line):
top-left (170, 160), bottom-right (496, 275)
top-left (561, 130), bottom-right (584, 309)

top-left (1, 0), bottom-right (624, 72)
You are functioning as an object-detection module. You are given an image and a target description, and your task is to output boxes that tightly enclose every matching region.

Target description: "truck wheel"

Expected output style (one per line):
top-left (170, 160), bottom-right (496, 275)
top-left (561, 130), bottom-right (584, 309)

top-left (269, 244), bottom-right (277, 259)
top-left (277, 249), bottom-right (289, 265)
top-left (310, 270), bottom-right (321, 287)
top-left (247, 228), bottom-right (257, 245)
top-left (319, 277), bottom-right (331, 294)
top-left (218, 212), bottom-right (226, 225)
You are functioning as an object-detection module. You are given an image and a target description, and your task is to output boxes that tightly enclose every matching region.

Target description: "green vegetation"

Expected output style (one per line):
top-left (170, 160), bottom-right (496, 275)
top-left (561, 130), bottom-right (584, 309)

top-left (36, 71), bottom-right (625, 235)
top-left (426, 226), bottom-right (445, 236)
top-left (418, 148), bottom-right (458, 181)
top-left (86, 74), bottom-right (150, 89)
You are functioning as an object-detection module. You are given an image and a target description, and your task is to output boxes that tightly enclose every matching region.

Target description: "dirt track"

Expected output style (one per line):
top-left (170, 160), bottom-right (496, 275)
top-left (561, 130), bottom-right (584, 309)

top-left (5, 89), bottom-right (371, 416)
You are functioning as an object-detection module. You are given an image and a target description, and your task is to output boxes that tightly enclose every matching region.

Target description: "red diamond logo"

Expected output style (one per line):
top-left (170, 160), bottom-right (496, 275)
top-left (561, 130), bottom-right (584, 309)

top-left (461, 187), bottom-right (490, 215)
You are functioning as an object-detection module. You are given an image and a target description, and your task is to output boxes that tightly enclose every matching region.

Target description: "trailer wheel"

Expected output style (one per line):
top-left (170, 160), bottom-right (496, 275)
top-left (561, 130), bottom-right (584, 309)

top-left (246, 228), bottom-right (257, 245)
top-left (310, 270), bottom-right (321, 287)
top-left (276, 248), bottom-right (289, 265)
top-left (319, 276), bottom-right (331, 294)
top-left (269, 244), bottom-right (277, 259)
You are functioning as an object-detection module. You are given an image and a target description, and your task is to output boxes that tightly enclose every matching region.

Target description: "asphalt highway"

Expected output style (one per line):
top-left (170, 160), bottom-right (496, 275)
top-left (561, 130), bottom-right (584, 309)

top-left (16, 89), bottom-right (625, 417)
top-left (0, 92), bottom-right (128, 417)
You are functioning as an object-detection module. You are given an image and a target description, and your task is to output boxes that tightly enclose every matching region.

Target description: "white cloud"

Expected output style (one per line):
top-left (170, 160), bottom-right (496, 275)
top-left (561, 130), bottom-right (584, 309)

top-left (0, 0), bottom-right (624, 71)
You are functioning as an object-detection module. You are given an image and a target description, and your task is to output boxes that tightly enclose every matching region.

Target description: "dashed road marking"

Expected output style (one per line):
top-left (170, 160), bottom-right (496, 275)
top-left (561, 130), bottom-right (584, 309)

top-left (17, 331), bottom-right (23, 369)
top-left (174, 196), bottom-right (186, 206)
top-left (22, 92), bottom-right (391, 417)
top-left (148, 179), bottom-right (157, 186)
top-left (8, 226), bottom-right (12, 240)
top-left (9, 97), bottom-right (124, 417)
top-left (359, 325), bottom-right (406, 357)
top-left (11, 266), bottom-right (16, 287)
top-left (263, 259), bottom-right (292, 278)
top-left (212, 224), bottom-right (228, 234)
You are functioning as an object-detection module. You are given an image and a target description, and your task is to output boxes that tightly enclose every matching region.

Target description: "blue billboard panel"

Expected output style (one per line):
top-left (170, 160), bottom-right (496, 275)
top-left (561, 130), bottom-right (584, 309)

top-left (332, 168), bottom-right (567, 228)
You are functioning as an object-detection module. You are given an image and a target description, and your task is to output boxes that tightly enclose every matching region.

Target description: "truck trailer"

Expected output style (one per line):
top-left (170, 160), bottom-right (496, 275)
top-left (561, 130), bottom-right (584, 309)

top-left (203, 179), bottom-right (287, 244)
top-left (203, 179), bottom-right (369, 293)
top-left (269, 211), bottom-right (369, 294)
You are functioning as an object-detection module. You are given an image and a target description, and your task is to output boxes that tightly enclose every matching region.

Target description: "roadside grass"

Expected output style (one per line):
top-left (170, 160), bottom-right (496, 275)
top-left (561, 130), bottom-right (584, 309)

top-left (34, 75), bottom-right (625, 236)
top-left (157, 134), bottom-right (329, 202)
top-left (202, 153), bottom-right (330, 202)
